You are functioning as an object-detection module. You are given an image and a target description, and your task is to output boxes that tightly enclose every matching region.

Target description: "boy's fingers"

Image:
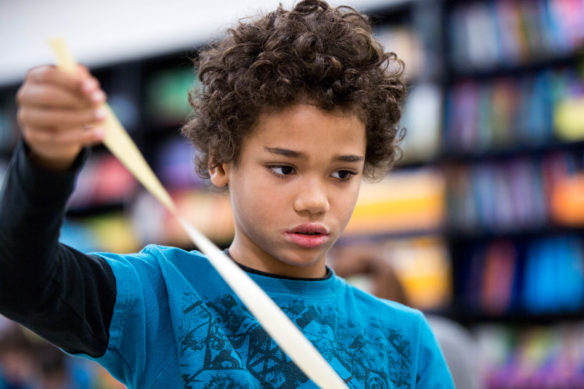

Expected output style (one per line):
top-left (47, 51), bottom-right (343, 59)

top-left (16, 83), bottom-right (94, 109)
top-left (77, 65), bottom-right (91, 76)
top-left (26, 65), bottom-right (102, 100)
top-left (23, 126), bottom-right (104, 149)
top-left (27, 66), bottom-right (83, 90)
top-left (17, 106), bottom-right (106, 128)
top-left (58, 126), bottom-right (105, 147)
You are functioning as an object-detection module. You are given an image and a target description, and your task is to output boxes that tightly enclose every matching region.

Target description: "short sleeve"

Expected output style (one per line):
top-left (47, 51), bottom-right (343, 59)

top-left (84, 250), bottom-right (175, 388)
top-left (414, 313), bottom-right (455, 388)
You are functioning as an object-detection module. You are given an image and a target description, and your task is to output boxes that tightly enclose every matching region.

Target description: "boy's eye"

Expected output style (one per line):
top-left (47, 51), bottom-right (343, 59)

top-left (332, 170), bottom-right (356, 181)
top-left (270, 165), bottom-right (295, 176)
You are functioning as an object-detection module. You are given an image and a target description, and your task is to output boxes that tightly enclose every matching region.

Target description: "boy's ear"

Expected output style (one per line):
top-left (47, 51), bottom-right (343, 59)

top-left (209, 162), bottom-right (230, 188)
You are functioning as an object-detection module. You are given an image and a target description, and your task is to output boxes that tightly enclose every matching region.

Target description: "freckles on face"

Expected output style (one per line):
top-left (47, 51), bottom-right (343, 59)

top-left (225, 103), bottom-right (366, 276)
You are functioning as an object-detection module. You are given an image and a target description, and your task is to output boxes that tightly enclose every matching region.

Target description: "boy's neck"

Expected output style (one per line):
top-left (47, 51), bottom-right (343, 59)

top-left (227, 240), bottom-right (328, 279)
top-left (224, 250), bottom-right (332, 281)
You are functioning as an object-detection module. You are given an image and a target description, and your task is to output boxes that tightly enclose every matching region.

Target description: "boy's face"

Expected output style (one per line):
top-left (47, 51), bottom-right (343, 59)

top-left (211, 103), bottom-right (366, 278)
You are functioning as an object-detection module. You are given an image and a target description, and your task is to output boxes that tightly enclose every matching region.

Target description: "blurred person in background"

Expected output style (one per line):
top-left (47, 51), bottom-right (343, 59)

top-left (33, 340), bottom-right (93, 389)
top-left (0, 320), bottom-right (94, 389)
top-left (329, 242), bottom-right (483, 389)
top-left (0, 322), bottom-right (35, 389)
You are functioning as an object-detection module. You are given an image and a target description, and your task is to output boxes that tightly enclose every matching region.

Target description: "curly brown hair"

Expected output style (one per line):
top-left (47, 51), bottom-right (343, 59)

top-left (181, 0), bottom-right (406, 180)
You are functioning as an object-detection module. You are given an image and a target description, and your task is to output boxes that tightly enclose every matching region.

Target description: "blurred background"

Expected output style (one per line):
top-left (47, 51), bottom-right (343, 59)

top-left (1, 0), bottom-right (584, 387)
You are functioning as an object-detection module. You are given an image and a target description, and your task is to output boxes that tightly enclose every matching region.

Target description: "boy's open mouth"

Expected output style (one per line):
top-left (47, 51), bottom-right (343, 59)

top-left (285, 224), bottom-right (330, 248)
top-left (288, 224), bottom-right (329, 234)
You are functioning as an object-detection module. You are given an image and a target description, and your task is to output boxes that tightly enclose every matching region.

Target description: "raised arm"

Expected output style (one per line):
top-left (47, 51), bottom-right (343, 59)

top-left (0, 66), bottom-right (116, 357)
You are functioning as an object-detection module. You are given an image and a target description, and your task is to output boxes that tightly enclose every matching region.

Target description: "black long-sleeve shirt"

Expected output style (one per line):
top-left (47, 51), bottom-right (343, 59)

top-left (0, 142), bottom-right (115, 357)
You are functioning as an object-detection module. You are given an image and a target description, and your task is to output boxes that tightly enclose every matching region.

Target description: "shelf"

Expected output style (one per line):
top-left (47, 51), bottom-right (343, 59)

top-left (393, 155), bottom-right (441, 170)
top-left (143, 121), bottom-right (185, 136)
top-left (341, 227), bottom-right (445, 243)
top-left (395, 138), bottom-right (584, 168)
top-left (448, 50), bottom-right (584, 81)
top-left (368, 0), bottom-right (416, 23)
top-left (440, 138), bottom-right (584, 165)
top-left (446, 225), bottom-right (584, 243)
top-left (66, 201), bottom-right (127, 218)
top-left (447, 309), bottom-right (584, 326)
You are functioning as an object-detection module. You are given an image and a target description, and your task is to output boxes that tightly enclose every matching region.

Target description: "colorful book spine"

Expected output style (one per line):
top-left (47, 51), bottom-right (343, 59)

top-left (450, 0), bottom-right (584, 71)
top-left (445, 62), bottom-right (584, 153)
top-left (460, 234), bottom-right (584, 314)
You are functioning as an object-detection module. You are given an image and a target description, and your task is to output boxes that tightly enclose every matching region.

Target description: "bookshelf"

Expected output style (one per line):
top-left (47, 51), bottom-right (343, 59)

top-left (441, 0), bottom-right (584, 386)
top-left (442, 0), bottom-right (584, 312)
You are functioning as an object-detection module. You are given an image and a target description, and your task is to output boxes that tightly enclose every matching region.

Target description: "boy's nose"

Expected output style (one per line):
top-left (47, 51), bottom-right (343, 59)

top-left (293, 179), bottom-right (330, 215)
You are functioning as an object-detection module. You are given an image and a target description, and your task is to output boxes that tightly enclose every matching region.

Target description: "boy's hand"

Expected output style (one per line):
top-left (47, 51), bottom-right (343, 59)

top-left (16, 65), bottom-right (107, 170)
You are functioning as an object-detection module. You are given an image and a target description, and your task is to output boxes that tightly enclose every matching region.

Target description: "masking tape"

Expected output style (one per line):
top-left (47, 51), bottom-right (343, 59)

top-left (48, 38), bottom-right (348, 389)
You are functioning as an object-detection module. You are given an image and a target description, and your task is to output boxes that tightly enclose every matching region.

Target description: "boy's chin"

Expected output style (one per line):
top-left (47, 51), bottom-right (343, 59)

top-left (274, 249), bottom-right (328, 273)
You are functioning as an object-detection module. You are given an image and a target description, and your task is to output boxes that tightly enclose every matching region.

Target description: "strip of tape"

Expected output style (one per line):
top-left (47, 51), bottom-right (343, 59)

top-left (49, 38), bottom-right (348, 389)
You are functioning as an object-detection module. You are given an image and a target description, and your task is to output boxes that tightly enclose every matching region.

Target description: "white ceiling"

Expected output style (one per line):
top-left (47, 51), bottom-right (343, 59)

top-left (0, 0), bottom-right (405, 85)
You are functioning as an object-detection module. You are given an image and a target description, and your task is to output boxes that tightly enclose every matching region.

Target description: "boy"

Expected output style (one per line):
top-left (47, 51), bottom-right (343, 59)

top-left (0, 0), bottom-right (454, 387)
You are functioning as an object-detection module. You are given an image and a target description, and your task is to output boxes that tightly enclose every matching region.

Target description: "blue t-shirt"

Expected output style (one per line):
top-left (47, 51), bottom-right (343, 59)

top-left (85, 245), bottom-right (453, 388)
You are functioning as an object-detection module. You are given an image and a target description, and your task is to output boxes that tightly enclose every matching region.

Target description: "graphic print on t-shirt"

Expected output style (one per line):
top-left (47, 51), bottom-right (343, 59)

top-left (177, 292), bottom-right (412, 388)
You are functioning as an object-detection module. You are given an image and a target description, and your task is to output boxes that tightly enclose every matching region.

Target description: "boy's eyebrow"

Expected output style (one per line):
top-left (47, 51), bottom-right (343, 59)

top-left (264, 147), bottom-right (364, 162)
top-left (335, 154), bottom-right (365, 162)
top-left (265, 147), bottom-right (303, 158)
